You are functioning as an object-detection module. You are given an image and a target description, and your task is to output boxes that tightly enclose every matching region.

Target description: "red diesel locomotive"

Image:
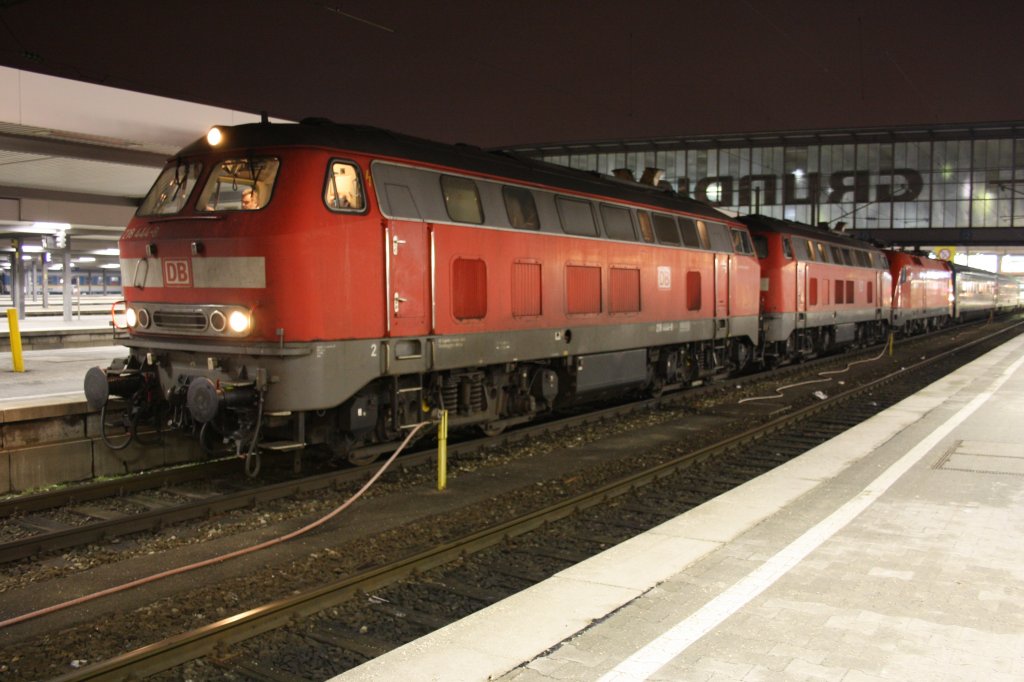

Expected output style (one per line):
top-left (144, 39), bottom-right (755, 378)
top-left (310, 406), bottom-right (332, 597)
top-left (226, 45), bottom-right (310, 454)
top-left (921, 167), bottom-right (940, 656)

top-left (741, 213), bottom-right (1021, 365)
top-left (740, 214), bottom-right (893, 365)
top-left (885, 251), bottom-right (952, 334)
top-left (85, 120), bottom-right (761, 467)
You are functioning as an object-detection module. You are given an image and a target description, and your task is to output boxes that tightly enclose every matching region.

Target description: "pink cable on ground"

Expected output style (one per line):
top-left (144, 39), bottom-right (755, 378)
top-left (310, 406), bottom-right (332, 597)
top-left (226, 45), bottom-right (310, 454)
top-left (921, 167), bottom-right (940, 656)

top-left (0, 421), bottom-right (429, 630)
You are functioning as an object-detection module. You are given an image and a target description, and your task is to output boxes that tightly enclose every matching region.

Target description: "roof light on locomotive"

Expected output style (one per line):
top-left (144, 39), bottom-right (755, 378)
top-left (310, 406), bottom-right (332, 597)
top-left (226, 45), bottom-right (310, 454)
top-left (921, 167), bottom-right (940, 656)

top-left (206, 126), bottom-right (223, 146)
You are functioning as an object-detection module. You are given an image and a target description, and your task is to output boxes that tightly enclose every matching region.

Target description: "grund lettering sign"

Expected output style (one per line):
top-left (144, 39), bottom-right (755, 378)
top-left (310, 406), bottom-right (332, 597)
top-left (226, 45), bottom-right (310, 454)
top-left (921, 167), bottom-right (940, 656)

top-left (681, 168), bottom-right (923, 207)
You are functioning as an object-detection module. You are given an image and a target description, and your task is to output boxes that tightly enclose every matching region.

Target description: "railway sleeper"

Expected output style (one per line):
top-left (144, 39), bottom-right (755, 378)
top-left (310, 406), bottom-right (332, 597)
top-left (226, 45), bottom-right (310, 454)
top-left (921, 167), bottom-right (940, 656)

top-left (304, 627), bottom-right (394, 659)
top-left (371, 602), bottom-right (451, 630)
top-left (422, 577), bottom-right (511, 605)
top-left (509, 544), bottom-right (593, 564)
top-left (213, 659), bottom-right (309, 682)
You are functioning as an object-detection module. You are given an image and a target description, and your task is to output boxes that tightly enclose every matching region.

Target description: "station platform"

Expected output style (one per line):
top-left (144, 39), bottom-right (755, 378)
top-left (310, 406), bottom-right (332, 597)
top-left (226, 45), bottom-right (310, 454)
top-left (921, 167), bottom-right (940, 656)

top-left (0, 312), bottom-right (192, 494)
top-left (1, 314), bottom-right (122, 410)
top-left (336, 335), bottom-right (1024, 681)
top-left (1, 296), bottom-right (120, 352)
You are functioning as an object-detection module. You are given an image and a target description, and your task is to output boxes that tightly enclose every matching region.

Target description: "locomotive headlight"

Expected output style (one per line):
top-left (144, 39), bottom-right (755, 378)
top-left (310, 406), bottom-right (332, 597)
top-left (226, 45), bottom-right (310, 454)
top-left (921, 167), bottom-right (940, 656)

top-left (228, 309), bottom-right (251, 334)
top-left (209, 309), bottom-right (227, 333)
top-left (206, 127), bottom-right (223, 146)
top-left (126, 307), bottom-right (138, 328)
top-left (137, 307), bottom-right (151, 328)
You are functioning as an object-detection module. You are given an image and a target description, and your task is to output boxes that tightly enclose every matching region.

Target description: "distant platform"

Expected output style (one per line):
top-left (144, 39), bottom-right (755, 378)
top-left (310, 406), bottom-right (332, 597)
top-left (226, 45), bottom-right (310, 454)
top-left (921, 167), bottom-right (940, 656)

top-left (1, 296), bottom-right (120, 351)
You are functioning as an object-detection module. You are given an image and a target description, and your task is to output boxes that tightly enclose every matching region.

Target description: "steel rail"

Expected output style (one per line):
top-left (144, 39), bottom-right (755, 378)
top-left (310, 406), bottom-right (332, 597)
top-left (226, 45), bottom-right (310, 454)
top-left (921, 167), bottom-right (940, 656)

top-left (0, 458), bottom-right (241, 519)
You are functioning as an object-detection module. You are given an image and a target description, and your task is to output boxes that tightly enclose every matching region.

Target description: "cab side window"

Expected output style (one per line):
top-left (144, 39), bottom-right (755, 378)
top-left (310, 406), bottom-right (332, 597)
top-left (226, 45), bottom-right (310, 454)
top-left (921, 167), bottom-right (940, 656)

top-left (441, 175), bottom-right (484, 224)
top-left (730, 228), bottom-right (754, 255)
top-left (325, 161), bottom-right (365, 211)
top-left (503, 186), bottom-right (540, 229)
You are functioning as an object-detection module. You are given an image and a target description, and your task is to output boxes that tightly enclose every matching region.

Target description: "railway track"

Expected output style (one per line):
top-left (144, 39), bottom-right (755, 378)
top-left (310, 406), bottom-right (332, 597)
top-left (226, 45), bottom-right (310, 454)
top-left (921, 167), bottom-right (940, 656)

top-left (0, 321), bottom-right (954, 566)
top-left (40, 318), bottom-right (1021, 681)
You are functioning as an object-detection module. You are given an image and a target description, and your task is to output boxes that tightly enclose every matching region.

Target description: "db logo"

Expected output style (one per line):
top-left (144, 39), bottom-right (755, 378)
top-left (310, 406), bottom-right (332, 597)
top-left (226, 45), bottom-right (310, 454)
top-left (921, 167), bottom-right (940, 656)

top-left (163, 258), bottom-right (193, 287)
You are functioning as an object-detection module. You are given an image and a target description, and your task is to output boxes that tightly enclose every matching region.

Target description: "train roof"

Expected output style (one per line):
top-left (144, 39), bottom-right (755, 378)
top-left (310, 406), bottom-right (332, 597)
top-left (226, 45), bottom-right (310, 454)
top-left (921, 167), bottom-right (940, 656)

top-left (948, 261), bottom-right (1001, 279)
top-left (174, 120), bottom-right (732, 222)
top-left (738, 214), bottom-right (883, 252)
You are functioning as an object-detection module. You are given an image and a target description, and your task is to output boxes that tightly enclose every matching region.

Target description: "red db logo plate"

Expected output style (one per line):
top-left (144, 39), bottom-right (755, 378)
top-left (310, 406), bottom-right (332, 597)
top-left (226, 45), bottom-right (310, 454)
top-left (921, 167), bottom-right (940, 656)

top-left (163, 258), bottom-right (193, 287)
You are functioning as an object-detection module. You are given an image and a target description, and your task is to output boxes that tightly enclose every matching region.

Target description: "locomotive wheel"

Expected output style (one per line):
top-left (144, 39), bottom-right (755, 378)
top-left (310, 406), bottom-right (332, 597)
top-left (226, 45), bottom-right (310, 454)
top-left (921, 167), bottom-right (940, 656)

top-left (480, 421), bottom-right (507, 437)
top-left (347, 449), bottom-right (382, 466)
top-left (680, 351), bottom-right (698, 384)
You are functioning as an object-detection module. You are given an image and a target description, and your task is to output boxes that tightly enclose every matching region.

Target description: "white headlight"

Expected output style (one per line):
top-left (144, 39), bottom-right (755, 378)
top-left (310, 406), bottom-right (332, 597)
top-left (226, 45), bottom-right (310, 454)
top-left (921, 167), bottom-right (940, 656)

top-left (228, 310), bottom-right (251, 333)
top-left (126, 307), bottom-right (138, 327)
top-left (207, 127), bottom-right (223, 146)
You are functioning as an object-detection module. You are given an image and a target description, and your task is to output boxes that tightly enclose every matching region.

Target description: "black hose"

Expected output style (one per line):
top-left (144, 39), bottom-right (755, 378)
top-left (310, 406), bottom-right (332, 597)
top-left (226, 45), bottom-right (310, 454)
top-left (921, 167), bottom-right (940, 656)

top-left (99, 400), bottom-right (135, 451)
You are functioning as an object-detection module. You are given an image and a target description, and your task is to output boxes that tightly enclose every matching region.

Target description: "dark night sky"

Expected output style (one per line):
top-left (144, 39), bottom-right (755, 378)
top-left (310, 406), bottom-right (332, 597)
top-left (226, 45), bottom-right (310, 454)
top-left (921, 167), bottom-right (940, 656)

top-left (0, 0), bottom-right (1021, 148)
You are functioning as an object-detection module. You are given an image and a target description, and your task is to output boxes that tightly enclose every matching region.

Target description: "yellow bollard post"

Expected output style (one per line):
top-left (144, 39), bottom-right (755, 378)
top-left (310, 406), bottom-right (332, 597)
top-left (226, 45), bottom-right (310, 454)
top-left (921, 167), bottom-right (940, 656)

top-left (888, 331), bottom-right (894, 357)
top-left (437, 409), bottom-right (448, 492)
top-left (6, 309), bottom-right (24, 373)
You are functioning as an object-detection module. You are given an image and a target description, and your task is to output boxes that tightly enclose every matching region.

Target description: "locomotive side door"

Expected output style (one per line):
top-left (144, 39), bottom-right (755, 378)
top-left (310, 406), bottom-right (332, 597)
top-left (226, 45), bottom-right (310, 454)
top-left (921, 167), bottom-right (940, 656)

top-left (714, 252), bottom-right (730, 335)
top-left (796, 260), bottom-right (807, 325)
top-left (385, 218), bottom-right (430, 338)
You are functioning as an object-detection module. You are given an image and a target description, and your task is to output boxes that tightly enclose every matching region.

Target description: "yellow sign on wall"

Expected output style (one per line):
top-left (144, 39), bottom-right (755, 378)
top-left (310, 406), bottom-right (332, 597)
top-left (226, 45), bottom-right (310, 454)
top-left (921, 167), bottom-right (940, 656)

top-left (934, 246), bottom-right (956, 261)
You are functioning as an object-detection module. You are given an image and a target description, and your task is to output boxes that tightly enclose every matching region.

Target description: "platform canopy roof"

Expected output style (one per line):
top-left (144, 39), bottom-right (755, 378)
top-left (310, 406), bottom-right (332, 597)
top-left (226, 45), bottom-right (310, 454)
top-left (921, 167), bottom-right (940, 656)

top-left (0, 66), bottom-right (282, 268)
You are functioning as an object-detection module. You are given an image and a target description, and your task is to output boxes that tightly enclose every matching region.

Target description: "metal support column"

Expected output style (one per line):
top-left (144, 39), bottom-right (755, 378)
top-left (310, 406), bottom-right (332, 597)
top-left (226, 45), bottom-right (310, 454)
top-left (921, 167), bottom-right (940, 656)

top-left (12, 240), bottom-right (25, 319)
top-left (62, 243), bottom-right (72, 322)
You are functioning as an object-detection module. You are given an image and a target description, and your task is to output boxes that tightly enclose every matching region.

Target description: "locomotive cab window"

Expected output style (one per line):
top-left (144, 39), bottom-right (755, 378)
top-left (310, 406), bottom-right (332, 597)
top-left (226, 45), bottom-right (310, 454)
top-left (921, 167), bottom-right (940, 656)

top-left (503, 186), bottom-right (540, 229)
top-left (705, 222), bottom-right (733, 252)
top-left (441, 175), bottom-right (484, 224)
top-left (730, 228), bottom-right (754, 255)
top-left (325, 161), bottom-right (365, 211)
top-left (197, 157), bottom-right (280, 212)
top-left (753, 235), bottom-right (769, 259)
top-left (793, 238), bottom-right (811, 260)
top-left (139, 161), bottom-right (202, 215)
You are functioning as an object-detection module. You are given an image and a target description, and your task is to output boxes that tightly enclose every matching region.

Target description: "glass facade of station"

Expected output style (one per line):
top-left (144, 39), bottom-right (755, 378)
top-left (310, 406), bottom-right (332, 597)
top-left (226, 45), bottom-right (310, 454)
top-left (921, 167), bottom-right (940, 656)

top-left (515, 122), bottom-right (1024, 238)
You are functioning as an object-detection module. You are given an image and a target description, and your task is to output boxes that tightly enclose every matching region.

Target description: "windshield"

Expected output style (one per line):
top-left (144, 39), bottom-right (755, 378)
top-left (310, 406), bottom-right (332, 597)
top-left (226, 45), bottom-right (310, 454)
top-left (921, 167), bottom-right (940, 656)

top-left (138, 161), bottom-right (202, 215)
top-left (196, 157), bottom-right (280, 211)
